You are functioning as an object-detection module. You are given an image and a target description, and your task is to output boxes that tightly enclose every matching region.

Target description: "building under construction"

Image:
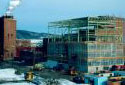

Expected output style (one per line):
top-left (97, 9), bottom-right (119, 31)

top-left (45, 16), bottom-right (125, 72)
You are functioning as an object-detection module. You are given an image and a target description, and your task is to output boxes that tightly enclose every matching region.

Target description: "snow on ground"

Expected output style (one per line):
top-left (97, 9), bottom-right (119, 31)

top-left (0, 82), bottom-right (35, 85)
top-left (58, 79), bottom-right (88, 85)
top-left (0, 68), bottom-right (88, 85)
top-left (58, 79), bottom-right (77, 85)
top-left (32, 78), bottom-right (88, 85)
top-left (0, 68), bottom-right (24, 81)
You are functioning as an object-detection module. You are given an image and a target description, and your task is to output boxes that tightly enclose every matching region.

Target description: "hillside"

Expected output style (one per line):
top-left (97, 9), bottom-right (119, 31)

top-left (16, 30), bottom-right (48, 39)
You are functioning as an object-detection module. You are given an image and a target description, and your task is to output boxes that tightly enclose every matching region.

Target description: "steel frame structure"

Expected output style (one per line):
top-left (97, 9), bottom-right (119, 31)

top-left (47, 16), bottom-right (125, 72)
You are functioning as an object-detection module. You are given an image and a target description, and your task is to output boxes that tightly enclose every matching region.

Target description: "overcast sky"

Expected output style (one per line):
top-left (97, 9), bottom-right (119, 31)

top-left (0, 0), bottom-right (124, 33)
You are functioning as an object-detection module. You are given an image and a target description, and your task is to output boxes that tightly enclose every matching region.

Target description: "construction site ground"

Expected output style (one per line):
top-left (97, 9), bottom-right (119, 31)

top-left (0, 61), bottom-right (74, 81)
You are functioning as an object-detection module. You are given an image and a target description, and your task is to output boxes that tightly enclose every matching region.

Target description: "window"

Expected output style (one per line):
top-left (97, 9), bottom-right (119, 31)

top-left (11, 53), bottom-right (13, 57)
top-left (11, 34), bottom-right (13, 37)
top-left (8, 34), bottom-right (9, 40)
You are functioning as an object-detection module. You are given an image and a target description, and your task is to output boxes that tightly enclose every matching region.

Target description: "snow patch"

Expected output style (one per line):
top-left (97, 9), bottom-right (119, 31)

top-left (0, 68), bottom-right (24, 81)
top-left (0, 82), bottom-right (35, 85)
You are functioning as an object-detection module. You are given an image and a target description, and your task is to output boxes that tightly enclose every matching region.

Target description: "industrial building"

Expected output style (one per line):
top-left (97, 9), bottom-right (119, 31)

top-left (0, 15), bottom-right (16, 60)
top-left (44, 16), bottom-right (125, 73)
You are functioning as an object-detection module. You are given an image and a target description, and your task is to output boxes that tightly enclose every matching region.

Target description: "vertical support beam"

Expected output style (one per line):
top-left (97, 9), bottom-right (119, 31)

top-left (114, 18), bottom-right (117, 59)
top-left (48, 25), bottom-right (50, 43)
top-left (77, 27), bottom-right (80, 42)
top-left (88, 17), bottom-right (89, 41)
top-left (54, 27), bottom-right (56, 42)
top-left (68, 27), bottom-right (71, 42)
top-left (87, 17), bottom-right (89, 68)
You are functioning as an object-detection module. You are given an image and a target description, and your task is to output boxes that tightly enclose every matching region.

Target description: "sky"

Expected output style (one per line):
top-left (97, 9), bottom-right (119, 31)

top-left (0, 0), bottom-right (125, 33)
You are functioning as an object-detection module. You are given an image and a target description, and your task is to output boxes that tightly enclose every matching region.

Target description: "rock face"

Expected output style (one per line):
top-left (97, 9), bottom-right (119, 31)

top-left (16, 30), bottom-right (49, 39)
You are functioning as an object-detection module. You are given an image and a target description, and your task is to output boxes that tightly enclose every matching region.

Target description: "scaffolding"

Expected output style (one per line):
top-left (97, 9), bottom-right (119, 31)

top-left (47, 16), bottom-right (125, 72)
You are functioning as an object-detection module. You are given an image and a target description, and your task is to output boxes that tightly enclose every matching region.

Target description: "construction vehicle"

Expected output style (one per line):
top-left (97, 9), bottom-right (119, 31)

top-left (110, 65), bottom-right (125, 71)
top-left (109, 76), bottom-right (125, 81)
top-left (33, 63), bottom-right (44, 71)
top-left (25, 71), bottom-right (34, 81)
top-left (73, 76), bottom-right (84, 84)
top-left (64, 66), bottom-right (77, 76)
top-left (70, 70), bottom-right (77, 76)
top-left (108, 77), bottom-right (125, 85)
top-left (70, 66), bottom-right (77, 76)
